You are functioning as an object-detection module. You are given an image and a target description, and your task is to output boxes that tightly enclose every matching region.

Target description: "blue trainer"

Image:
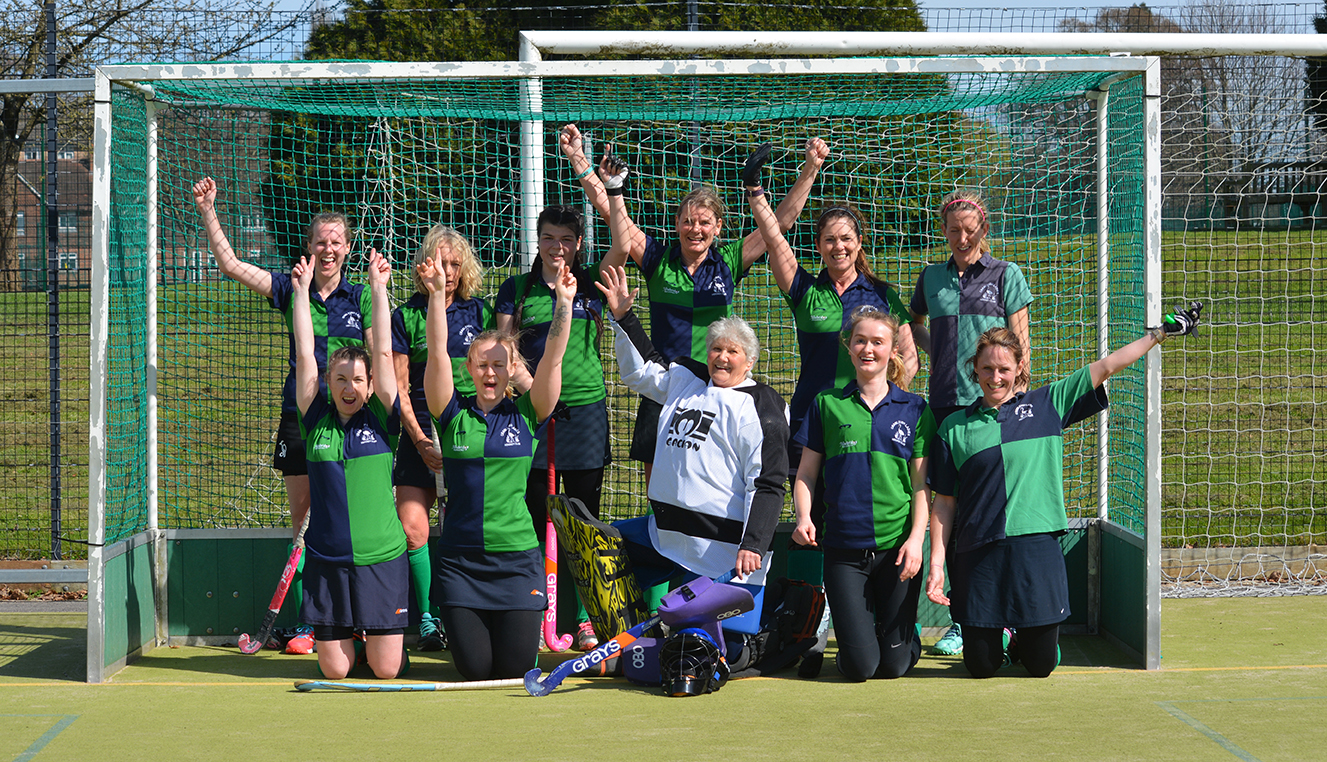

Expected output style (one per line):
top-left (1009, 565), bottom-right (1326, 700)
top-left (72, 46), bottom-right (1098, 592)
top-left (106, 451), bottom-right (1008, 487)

top-left (931, 623), bottom-right (963, 656)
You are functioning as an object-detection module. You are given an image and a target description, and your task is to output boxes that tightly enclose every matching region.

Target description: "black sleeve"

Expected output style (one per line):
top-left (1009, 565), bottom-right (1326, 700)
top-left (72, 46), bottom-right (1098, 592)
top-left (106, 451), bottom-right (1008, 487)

top-left (614, 308), bottom-right (668, 367)
top-left (739, 384), bottom-right (789, 556)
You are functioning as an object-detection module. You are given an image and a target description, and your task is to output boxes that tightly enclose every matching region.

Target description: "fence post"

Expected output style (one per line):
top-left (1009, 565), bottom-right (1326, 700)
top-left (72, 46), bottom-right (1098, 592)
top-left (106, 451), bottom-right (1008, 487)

top-left (45, 0), bottom-right (63, 561)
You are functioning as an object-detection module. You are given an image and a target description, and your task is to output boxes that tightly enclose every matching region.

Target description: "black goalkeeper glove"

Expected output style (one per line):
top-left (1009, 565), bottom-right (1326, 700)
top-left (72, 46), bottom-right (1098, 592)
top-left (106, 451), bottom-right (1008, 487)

top-left (1160, 300), bottom-right (1203, 337)
top-left (741, 142), bottom-right (773, 188)
top-left (599, 147), bottom-right (629, 193)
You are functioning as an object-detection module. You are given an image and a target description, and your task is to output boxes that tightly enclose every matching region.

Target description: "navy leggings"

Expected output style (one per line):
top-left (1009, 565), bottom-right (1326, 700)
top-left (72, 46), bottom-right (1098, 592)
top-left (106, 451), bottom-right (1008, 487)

top-left (963, 623), bottom-right (1060, 678)
top-left (823, 546), bottom-right (922, 681)
top-left (440, 606), bottom-right (542, 681)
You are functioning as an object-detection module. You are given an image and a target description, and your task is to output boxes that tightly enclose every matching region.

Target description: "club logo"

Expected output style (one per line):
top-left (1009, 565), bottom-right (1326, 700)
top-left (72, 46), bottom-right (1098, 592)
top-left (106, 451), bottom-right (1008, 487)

top-left (710, 279), bottom-right (728, 297)
top-left (501, 423), bottom-right (522, 447)
top-left (459, 324), bottom-right (479, 346)
top-left (344, 313), bottom-right (362, 331)
top-left (891, 420), bottom-right (913, 445)
top-left (978, 283), bottom-right (1000, 304)
top-left (665, 406), bottom-right (718, 451)
top-left (357, 429), bottom-right (377, 445)
top-left (1015, 403), bottom-right (1035, 421)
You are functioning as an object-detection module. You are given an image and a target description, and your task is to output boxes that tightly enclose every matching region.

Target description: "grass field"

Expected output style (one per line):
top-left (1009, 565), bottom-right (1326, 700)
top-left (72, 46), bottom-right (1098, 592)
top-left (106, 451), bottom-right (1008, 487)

top-left (1, 596), bottom-right (1323, 760)
top-left (2, 227), bottom-right (1326, 560)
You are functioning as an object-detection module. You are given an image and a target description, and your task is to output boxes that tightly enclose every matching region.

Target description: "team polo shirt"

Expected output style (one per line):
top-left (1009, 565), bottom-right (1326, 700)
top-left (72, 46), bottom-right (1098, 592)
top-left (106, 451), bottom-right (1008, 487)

top-left (435, 390), bottom-right (544, 554)
top-left (391, 293), bottom-right (492, 414)
top-left (494, 266), bottom-right (606, 406)
top-left (270, 272), bottom-right (372, 416)
top-left (300, 393), bottom-right (406, 567)
top-left (640, 236), bottom-right (746, 363)
top-left (795, 381), bottom-right (935, 551)
top-left (927, 366), bottom-right (1108, 554)
top-left (909, 253), bottom-right (1032, 409)
top-left (785, 267), bottom-right (911, 433)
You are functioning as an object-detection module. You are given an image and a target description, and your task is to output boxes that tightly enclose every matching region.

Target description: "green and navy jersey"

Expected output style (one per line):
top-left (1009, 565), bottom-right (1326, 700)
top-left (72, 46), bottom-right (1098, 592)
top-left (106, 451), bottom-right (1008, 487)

top-left (270, 272), bottom-right (372, 416)
top-left (785, 267), bottom-right (911, 442)
top-left (494, 265), bottom-right (606, 406)
top-left (435, 390), bottom-right (545, 554)
top-left (794, 381), bottom-right (934, 551)
top-left (391, 293), bottom-right (493, 422)
top-left (300, 392), bottom-right (407, 566)
top-left (928, 365), bottom-right (1108, 553)
top-left (640, 236), bottom-right (746, 363)
top-left (909, 253), bottom-right (1032, 409)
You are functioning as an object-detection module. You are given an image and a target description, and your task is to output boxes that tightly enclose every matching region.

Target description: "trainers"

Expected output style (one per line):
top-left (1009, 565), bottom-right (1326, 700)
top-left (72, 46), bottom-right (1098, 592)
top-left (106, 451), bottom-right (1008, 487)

top-left (1001, 628), bottom-right (1018, 669)
top-left (931, 623), bottom-right (963, 655)
top-left (575, 621), bottom-right (599, 651)
top-left (285, 625), bottom-right (315, 655)
top-left (418, 614), bottom-right (447, 652)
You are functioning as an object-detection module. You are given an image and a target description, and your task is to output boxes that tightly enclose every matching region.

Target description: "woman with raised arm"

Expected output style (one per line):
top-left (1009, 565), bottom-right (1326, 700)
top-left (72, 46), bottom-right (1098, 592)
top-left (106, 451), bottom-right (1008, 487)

top-left (908, 188), bottom-right (1033, 659)
top-left (746, 138), bottom-right (919, 532)
top-left (192, 177), bottom-right (372, 656)
top-left (293, 248), bottom-right (409, 680)
top-left (594, 265), bottom-right (788, 590)
top-left (495, 205), bottom-right (610, 652)
top-left (390, 225), bottom-right (492, 653)
top-left (562, 124), bottom-right (819, 480)
top-left (422, 255), bottom-right (576, 681)
top-left (790, 306), bottom-right (933, 682)
top-left (926, 305), bottom-right (1202, 679)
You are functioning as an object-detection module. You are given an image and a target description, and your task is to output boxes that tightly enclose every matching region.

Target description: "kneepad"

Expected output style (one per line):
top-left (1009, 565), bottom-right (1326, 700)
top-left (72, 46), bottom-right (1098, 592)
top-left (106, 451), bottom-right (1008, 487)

top-left (549, 495), bottom-right (650, 641)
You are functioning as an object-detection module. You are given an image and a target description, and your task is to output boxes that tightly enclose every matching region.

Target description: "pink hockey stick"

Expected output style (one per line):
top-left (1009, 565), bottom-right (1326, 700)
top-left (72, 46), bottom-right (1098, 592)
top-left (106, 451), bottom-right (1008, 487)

top-left (543, 417), bottom-right (573, 652)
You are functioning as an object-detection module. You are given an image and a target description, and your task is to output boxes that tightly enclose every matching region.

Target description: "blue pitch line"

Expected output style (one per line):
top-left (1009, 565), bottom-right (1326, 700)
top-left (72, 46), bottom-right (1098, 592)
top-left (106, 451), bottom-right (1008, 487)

top-left (1152, 699), bottom-right (1327, 762)
top-left (3, 714), bottom-right (79, 762)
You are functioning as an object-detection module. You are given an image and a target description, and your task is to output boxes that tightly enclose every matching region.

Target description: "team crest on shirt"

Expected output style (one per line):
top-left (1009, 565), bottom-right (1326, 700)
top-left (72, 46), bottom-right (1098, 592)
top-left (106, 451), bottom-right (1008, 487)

top-left (500, 423), bottom-right (522, 447)
top-left (357, 428), bottom-right (378, 445)
top-left (890, 420), bottom-right (913, 445)
top-left (710, 279), bottom-right (728, 297)
top-left (344, 313), bottom-right (362, 331)
top-left (665, 406), bottom-right (718, 451)
top-left (459, 324), bottom-right (479, 346)
top-left (978, 283), bottom-right (1000, 304)
top-left (1014, 403), bottom-right (1035, 421)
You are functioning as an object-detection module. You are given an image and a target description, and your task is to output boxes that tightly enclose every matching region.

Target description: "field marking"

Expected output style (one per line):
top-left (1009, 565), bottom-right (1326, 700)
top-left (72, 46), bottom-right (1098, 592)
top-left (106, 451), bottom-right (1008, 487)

top-left (1156, 696), bottom-right (1326, 762)
top-left (2, 714), bottom-right (78, 762)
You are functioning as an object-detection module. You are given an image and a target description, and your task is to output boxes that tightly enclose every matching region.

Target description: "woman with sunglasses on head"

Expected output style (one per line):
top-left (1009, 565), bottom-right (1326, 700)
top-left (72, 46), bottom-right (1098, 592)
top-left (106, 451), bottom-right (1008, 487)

top-left (909, 189), bottom-right (1033, 658)
top-left (745, 139), bottom-right (919, 537)
top-left (495, 205), bottom-right (610, 651)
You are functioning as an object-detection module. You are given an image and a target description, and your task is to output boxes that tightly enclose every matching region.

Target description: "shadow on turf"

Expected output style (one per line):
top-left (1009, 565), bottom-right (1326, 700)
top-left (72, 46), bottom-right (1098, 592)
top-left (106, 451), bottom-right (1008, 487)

top-left (0, 621), bottom-right (87, 682)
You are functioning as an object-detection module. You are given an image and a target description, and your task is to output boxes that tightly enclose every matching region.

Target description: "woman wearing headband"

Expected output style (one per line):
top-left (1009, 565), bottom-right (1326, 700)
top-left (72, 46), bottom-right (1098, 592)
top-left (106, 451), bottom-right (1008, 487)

top-left (745, 138), bottom-right (919, 536)
top-left (909, 188), bottom-right (1033, 658)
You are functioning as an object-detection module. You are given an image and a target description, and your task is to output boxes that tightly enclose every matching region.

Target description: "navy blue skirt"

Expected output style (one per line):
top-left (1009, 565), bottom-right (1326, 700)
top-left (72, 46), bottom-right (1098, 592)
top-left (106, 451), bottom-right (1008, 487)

top-left (432, 547), bottom-right (546, 612)
top-left (949, 532), bottom-right (1070, 629)
top-left (533, 399), bottom-right (611, 471)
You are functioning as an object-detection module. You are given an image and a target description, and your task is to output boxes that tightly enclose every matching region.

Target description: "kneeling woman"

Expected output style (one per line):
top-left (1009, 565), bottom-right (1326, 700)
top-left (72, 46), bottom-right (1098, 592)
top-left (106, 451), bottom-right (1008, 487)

top-left (791, 307), bottom-right (934, 681)
top-left (293, 249), bottom-right (408, 680)
top-left (422, 254), bottom-right (576, 681)
top-left (595, 265), bottom-right (788, 589)
top-left (927, 308), bottom-right (1200, 678)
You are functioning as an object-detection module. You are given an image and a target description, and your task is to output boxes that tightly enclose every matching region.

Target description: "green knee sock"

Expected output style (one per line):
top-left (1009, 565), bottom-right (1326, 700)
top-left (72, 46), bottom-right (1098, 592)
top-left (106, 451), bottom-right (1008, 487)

top-left (406, 546), bottom-right (432, 622)
top-left (289, 542), bottom-right (306, 623)
top-left (646, 582), bottom-right (669, 614)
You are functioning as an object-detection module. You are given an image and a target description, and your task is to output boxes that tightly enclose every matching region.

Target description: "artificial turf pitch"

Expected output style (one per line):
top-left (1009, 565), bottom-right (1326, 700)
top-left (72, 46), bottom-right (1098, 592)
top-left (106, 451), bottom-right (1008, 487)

top-left (1, 596), bottom-right (1323, 761)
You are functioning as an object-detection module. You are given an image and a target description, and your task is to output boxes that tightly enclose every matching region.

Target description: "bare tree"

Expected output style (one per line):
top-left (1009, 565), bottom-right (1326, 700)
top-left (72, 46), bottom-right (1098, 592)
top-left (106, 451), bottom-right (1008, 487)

top-left (0, 1), bottom-right (307, 290)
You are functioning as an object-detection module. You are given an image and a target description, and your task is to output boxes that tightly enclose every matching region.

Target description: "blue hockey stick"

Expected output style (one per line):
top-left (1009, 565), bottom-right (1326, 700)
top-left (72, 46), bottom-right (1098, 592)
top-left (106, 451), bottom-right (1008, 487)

top-left (524, 569), bottom-right (738, 697)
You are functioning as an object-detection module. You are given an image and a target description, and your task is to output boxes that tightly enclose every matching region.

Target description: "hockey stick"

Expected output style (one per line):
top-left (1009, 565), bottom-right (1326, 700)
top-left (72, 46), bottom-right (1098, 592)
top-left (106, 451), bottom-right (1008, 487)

top-left (295, 677), bottom-right (524, 693)
top-left (524, 569), bottom-right (737, 696)
top-left (237, 511), bottom-right (311, 654)
top-left (542, 417), bottom-right (574, 652)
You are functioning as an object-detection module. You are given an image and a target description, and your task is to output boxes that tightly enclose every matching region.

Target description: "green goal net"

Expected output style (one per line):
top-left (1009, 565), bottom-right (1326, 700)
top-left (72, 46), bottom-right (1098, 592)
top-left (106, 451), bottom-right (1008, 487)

top-left (100, 62), bottom-right (1150, 541)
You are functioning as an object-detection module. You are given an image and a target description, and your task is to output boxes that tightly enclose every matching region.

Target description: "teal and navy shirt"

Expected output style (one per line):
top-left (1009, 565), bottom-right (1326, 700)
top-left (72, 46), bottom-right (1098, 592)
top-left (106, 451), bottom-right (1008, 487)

top-left (640, 236), bottom-right (746, 363)
top-left (928, 366), bottom-right (1108, 554)
top-left (435, 390), bottom-right (545, 554)
top-left (494, 265), bottom-right (606, 406)
top-left (785, 267), bottom-right (911, 447)
top-left (391, 293), bottom-right (493, 425)
top-left (795, 381), bottom-right (934, 551)
top-left (270, 272), bottom-right (372, 416)
top-left (909, 253), bottom-right (1032, 409)
top-left (300, 392), bottom-right (407, 566)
